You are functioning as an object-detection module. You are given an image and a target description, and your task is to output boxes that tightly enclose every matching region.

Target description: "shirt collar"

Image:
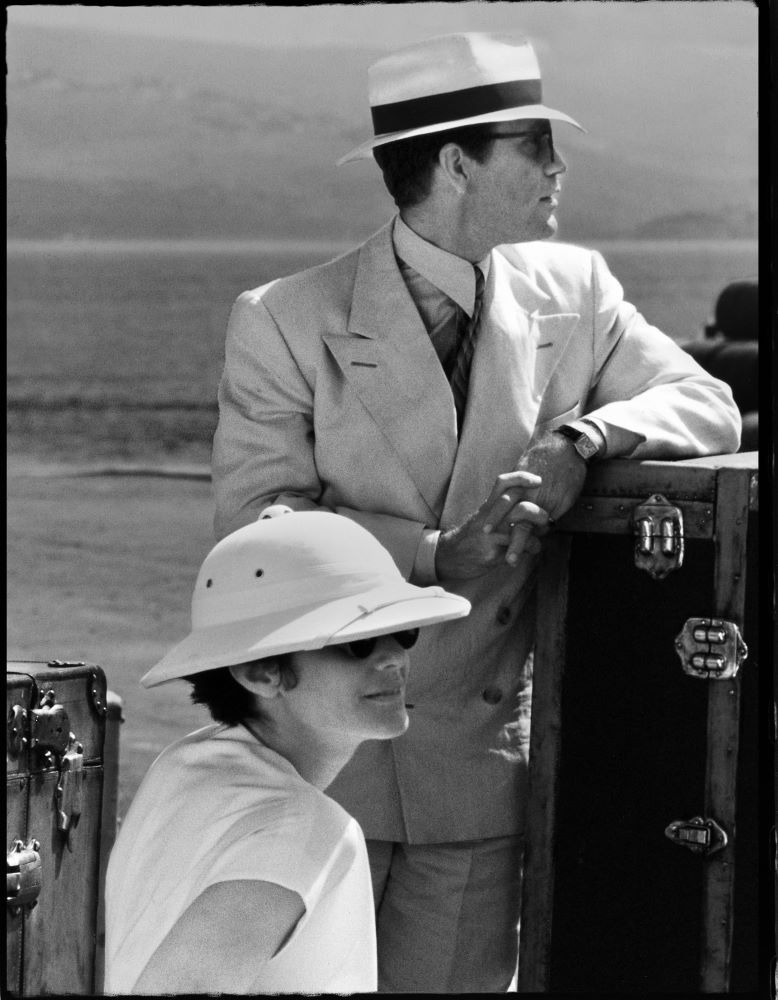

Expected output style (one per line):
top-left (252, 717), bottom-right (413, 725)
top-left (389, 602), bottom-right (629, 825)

top-left (392, 215), bottom-right (490, 318)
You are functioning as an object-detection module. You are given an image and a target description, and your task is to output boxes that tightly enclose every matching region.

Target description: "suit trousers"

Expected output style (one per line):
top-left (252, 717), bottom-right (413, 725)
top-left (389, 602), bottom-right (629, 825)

top-left (367, 835), bottom-right (524, 993)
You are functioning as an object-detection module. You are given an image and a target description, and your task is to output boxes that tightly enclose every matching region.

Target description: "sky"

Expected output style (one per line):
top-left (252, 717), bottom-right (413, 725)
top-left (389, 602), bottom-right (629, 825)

top-left (7, 2), bottom-right (758, 51)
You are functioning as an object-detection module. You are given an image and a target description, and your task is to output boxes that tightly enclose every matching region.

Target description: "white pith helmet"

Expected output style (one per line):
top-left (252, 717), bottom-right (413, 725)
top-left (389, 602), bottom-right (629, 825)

top-left (140, 509), bottom-right (470, 687)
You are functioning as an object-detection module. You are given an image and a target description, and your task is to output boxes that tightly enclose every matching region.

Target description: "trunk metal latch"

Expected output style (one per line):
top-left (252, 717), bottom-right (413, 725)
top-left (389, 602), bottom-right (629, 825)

top-left (7, 704), bottom-right (28, 758)
top-left (56, 734), bottom-right (85, 835)
top-left (29, 689), bottom-right (85, 836)
top-left (631, 494), bottom-right (684, 579)
top-left (664, 816), bottom-right (728, 856)
top-left (30, 689), bottom-right (71, 757)
top-left (6, 839), bottom-right (43, 913)
top-left (674, 617), bottom-right (748, 680)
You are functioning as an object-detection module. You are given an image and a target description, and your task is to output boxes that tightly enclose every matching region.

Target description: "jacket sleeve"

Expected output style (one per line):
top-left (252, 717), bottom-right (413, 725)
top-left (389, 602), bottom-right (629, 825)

top-left (211, 291), bottom-right (428, 579)
top-left (583, 251), bottom-right (741, 457)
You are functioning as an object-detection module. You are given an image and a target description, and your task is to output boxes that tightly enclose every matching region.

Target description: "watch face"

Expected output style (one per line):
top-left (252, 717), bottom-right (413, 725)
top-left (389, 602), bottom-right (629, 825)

top-left (575, 435), bottom-right (599, 461)
top-left (555, 424), bottom-right (600, 461)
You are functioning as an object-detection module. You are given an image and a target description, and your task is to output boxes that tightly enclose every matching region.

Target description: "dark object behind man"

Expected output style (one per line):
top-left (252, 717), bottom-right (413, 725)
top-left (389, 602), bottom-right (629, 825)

top-left (682, 279), bottom-right (758, 450)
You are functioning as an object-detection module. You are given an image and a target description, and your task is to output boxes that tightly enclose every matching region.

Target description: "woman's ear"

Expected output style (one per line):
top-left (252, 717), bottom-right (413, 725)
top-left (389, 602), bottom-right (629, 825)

top-left (229, 659), bottom-right (284, 700)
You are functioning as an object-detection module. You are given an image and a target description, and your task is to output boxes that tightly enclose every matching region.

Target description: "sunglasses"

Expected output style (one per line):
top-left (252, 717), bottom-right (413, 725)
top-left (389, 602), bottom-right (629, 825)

top-left (334, 628), bottom-right (420, 659)
top-left (484, 127), bottom-right (556, 163)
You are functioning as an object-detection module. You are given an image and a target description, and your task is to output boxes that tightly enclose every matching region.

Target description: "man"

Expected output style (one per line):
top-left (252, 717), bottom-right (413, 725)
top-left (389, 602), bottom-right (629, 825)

top-left (104, 509), bottom-right (469, 994)
top-left (211, 32), bottom-right (741, 992)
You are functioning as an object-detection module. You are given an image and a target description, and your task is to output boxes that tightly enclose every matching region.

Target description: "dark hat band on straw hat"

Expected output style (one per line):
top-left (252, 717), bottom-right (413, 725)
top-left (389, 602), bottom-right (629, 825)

top-left (371, 78), bottom-right (543, 136)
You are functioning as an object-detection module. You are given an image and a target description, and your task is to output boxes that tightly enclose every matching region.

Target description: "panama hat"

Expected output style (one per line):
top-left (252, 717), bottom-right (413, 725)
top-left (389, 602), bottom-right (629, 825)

top-left (338, 31), bottom-right (584, 165)
top-left (141, 509), bottom-right (470, 687)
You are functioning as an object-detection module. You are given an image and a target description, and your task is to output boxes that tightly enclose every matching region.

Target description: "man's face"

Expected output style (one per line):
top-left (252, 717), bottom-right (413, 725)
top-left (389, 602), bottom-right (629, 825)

top-left (464, 118), bottom-right (567, 247)
top-left (283, 632), bottom-right (412, 743)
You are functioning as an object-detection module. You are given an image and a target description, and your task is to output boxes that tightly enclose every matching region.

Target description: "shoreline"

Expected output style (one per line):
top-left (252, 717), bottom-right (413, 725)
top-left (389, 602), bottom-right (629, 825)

top-left (7, 457), bottom-right (212, 480)
top-left (7, 236), bottom-right (759, 256)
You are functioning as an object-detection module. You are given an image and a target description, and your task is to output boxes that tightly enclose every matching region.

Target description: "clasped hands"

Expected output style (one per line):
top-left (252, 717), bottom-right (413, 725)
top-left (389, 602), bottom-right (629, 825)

top-left (434, 429), bottom-right (588, 582)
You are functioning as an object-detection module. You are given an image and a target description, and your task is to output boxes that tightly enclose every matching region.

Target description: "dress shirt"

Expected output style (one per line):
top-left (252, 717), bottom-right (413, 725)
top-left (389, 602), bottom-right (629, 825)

top-left (393, 215), bottom-right (491, 377)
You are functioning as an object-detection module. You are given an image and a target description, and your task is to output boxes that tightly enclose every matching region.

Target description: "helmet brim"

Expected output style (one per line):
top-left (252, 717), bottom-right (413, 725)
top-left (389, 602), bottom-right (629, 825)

top-left (140, 583), bottom-right (470, 687)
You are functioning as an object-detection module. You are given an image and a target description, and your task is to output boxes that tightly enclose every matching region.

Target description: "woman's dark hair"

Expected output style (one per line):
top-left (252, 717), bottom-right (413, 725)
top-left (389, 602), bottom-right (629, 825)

top-left (373, 124), bottom-right (497, 209)
top-left (185, 655), bottom-right (297, 726)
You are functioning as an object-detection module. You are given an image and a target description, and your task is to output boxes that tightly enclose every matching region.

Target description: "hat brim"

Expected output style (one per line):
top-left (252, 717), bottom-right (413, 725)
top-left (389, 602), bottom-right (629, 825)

top-left (140, 583), bottom-right (470, 687)
top-left (337, 104), bottom-right (585, 165)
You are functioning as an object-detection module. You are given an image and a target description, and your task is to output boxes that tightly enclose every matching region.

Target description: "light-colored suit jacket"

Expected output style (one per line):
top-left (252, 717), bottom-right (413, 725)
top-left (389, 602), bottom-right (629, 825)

top-left (212, 220), bottom-right (740, 843)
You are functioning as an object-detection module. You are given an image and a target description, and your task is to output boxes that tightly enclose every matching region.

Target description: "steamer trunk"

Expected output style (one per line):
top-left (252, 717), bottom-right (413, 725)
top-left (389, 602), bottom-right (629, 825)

top-left (518, 454), bottom-right (760, 993)
top-left (6, 661), bottom-right (108, 996)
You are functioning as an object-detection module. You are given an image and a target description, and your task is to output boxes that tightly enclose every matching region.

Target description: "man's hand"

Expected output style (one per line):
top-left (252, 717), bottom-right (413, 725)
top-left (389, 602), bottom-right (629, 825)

top-left (505, 429), bottom-right (589, 523)
top-left (435, 471), bottom-right (551, 581)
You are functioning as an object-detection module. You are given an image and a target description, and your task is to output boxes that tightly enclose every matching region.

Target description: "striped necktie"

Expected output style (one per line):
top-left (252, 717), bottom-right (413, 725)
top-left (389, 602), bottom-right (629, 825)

top-left (450, 265), bottom-right (485, 433)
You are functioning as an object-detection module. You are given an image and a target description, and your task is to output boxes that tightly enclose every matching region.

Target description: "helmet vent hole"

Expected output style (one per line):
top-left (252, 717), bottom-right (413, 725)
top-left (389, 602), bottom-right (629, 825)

top-left (255, 569), bottom-right (264, 578)
top-left (205, 579), bottom-right (213, 588)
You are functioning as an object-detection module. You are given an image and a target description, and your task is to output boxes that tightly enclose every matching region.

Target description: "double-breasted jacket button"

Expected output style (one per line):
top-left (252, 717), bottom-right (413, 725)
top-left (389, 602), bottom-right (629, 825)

top-left (496, 606), bottom-right (511, 625)
top-left (482, 686), bottom-right (503, 705)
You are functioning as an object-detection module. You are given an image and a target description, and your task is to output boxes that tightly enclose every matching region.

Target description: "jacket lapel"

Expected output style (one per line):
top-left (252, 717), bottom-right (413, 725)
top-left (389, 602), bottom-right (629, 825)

top-left (325, 226), bottom-right (582, 529)
top-left (440, 251), bottom-right (580, 526)
top-left (323, 223), bottom-right (459, 521)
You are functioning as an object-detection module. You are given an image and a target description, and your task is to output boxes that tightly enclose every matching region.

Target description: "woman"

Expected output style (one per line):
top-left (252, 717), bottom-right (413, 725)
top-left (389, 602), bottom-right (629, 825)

top-left (104, 509), bottom-right (469, 994)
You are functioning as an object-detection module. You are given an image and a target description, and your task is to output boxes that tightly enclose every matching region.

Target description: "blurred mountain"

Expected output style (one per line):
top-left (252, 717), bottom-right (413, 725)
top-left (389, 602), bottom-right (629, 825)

top-left (7, 23), bottom-right (758, 242)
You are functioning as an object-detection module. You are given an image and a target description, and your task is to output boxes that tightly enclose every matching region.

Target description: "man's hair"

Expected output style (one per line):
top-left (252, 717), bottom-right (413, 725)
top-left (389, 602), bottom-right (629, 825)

top-left (185, 654), bottom-right (297, 726)
top-left (373, 124), bottom-right (497, 209)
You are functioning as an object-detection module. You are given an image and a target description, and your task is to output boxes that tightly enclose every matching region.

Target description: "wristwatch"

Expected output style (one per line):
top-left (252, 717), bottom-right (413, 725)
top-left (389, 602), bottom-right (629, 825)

top-left (554, 423), bottom-right (602, 463)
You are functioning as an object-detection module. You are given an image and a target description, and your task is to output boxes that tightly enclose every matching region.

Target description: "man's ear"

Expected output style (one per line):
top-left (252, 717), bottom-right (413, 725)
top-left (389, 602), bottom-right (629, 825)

top-left (229, 659), bottom-right (284, 700)
top-left (437, 142), bottom-right (471, 196)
